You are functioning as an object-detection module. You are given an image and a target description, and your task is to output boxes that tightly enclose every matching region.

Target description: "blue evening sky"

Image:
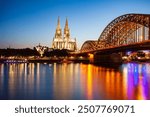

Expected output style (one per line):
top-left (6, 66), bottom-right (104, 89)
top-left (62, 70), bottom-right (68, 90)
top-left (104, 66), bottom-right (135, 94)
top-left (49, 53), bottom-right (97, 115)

top-left (0, 0), bottom-right (150, 49)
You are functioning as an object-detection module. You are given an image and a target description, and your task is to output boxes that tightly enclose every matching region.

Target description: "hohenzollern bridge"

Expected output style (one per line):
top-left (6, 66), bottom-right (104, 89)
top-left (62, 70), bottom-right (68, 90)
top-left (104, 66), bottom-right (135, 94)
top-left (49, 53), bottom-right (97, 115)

top-left (76, 14), bottom-right (150, 64)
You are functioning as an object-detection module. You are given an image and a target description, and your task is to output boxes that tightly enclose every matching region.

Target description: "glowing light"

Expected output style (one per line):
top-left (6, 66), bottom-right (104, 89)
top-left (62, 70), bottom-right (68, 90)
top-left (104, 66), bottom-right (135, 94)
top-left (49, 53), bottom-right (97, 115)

top-left (79, 56), bottom-right (83, 59)
top-left (88, 53), bottom-right (94, 63)
top-left (87, 64), bottom-right (93, 99)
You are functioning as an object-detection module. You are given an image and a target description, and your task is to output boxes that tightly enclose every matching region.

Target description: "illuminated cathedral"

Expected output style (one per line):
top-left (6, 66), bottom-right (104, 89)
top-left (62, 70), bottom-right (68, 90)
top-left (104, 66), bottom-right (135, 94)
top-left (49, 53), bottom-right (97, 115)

top-left (52, 17), bottom-right (77, 51)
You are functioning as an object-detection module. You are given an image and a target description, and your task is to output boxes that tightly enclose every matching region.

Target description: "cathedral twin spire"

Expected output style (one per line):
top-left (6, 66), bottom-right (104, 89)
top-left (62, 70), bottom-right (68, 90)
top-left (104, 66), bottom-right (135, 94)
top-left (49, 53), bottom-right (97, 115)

top-left (52, 17), bottom-right (77, 51)
top-left (55, 17), bottom-right (70, 39)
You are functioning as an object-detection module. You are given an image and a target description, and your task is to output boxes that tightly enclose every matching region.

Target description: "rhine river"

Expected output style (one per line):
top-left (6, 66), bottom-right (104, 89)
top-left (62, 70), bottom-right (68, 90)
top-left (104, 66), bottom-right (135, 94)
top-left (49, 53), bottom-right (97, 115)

top-left (0, 62), bottom-right (150, 100)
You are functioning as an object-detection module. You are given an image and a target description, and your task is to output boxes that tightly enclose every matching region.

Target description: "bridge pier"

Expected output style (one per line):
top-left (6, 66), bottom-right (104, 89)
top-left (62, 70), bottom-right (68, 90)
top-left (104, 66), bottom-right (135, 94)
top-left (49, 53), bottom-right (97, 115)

top-left (93, 53), bottom-right (122, 65)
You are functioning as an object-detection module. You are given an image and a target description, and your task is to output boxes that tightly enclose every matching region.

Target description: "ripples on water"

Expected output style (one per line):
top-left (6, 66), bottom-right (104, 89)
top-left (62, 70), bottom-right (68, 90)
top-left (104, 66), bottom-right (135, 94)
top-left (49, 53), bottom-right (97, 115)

top-left (0, 62), bottom-right (150, 100)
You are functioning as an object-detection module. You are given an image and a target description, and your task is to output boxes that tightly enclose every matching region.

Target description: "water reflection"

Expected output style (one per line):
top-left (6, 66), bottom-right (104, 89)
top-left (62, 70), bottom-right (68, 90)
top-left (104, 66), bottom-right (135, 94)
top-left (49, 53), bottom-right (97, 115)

top-left (122, 63), bottom-right (150, 100)
top-left (0, 62), bottom-right (150, 100)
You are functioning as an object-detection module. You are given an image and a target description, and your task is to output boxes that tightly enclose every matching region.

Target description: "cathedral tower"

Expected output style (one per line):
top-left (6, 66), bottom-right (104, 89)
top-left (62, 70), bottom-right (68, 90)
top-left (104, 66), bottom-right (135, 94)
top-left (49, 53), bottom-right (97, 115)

top-left (55, 17), bottom-right (62, 39)
top-left (64, 18), bottom-right (70, 39)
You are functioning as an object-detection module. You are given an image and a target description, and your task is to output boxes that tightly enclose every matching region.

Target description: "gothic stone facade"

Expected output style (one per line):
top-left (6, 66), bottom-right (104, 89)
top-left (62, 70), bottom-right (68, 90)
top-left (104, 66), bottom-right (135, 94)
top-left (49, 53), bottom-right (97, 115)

top-left (52, 17), bottom-right (77, 51)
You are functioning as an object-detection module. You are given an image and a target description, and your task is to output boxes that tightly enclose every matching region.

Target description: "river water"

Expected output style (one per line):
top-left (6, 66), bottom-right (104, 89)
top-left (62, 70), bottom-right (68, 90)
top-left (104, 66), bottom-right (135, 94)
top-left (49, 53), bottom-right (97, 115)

top-left (0, 62), bottom-right (150, 100)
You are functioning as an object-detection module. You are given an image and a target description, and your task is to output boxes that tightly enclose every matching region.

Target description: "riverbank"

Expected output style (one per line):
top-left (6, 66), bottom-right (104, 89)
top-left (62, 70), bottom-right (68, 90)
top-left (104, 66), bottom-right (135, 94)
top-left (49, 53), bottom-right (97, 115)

top-left (0, 57), bottom-right (90, 64)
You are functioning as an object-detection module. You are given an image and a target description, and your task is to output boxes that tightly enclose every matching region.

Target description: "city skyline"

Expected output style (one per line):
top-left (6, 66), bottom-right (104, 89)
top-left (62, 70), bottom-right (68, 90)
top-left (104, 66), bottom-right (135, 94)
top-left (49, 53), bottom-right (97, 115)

top-left (0, 0), bottom-right (150, 49)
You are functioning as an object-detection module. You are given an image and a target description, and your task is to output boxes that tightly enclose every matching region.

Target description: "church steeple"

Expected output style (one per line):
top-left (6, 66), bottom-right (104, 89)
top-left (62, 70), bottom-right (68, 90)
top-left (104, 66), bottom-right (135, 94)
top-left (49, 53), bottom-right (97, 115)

top-left (65, 18), bottom-right (69, 29)
top-left (57, 16), bottom-right (61, 29)
top-left (55, 17), bottom-right (62, 38)
top-left (64, 18), bottom-right (70, 39)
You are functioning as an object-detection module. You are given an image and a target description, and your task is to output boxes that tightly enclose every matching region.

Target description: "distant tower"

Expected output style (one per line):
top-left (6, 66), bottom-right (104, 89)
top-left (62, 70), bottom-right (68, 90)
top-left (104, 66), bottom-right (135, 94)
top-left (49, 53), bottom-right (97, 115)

top-left (64, 18), bottom-right (70, 39)
top-left (55, 17), bottom-right (62, 39)
top-left (52, 17), bottom-right (63, 49)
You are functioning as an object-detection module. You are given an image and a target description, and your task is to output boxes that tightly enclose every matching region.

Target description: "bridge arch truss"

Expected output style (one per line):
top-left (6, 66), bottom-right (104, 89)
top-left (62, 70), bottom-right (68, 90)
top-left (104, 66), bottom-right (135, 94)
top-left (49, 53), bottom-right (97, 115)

top-left (80, 14), bottom-right (150, 52)
top-left (80, 40), bottom-right (98, 52)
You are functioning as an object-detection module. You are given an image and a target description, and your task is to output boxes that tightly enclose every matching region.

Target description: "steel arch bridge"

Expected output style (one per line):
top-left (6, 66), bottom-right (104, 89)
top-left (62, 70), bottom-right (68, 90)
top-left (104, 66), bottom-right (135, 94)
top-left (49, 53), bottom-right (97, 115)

top-left (80, 14), bottom-right (150, 53)
top-left (80, 40), bottom-right (97, 52)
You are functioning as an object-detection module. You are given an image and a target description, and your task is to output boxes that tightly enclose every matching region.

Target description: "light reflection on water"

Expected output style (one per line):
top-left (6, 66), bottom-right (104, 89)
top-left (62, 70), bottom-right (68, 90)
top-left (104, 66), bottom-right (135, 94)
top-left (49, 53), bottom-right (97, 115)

top-left (0, 62), bottom-right (150, 100)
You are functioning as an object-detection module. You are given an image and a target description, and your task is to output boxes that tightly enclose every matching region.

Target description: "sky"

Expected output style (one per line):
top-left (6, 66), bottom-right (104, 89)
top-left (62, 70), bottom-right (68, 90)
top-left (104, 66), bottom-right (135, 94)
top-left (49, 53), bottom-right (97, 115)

top-left (0, 0), bottom-right (150, 49)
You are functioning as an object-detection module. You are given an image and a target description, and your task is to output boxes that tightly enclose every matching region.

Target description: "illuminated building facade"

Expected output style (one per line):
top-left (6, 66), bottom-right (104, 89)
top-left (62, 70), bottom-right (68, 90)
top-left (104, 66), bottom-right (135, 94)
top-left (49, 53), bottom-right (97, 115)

top-left (52, 17), bottom-right (77, 51)
top-left (35, 44), bottom-right (48, 57)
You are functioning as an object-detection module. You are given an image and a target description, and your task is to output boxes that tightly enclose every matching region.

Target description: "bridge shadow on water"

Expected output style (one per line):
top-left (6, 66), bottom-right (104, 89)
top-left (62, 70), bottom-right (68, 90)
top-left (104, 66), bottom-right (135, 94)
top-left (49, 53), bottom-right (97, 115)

top-left (90, 60), bottom-right (123, 71)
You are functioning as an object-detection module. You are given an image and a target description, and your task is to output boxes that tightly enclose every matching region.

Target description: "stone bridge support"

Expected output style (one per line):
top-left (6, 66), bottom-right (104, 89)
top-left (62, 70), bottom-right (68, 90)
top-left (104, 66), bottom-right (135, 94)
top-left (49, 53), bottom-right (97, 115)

top-left (94, 53), bottom-right (122, 65)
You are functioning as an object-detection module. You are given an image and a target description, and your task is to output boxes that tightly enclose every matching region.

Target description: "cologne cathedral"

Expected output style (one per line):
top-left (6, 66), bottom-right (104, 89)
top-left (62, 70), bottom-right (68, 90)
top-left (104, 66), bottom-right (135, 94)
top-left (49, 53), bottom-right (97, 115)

top-left (52, 17), bottom-right (77, 51)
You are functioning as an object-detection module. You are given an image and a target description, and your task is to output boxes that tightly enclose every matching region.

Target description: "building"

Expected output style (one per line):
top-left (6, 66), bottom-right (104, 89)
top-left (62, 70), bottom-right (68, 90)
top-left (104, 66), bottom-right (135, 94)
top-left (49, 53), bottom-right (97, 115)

top-left (52, 17), bottom-right (77, 51)
top-left (35, 44), bottom-right (48, 57)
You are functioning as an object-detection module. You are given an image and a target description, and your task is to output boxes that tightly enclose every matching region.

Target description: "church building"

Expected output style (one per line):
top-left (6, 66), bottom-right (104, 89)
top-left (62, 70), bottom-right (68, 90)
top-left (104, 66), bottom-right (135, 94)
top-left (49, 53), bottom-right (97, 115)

top-left (52, 17), bottom-right (77, 51)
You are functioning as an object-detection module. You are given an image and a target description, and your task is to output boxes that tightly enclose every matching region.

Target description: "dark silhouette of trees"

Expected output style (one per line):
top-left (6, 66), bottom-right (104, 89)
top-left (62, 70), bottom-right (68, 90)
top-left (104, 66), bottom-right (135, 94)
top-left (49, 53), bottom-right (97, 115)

top-left (0, 48), bottom-right (75, 57)
top-left (44, 49), bottom-right (69, 57)
top-left (0, 48), bottom-right (40, 57)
